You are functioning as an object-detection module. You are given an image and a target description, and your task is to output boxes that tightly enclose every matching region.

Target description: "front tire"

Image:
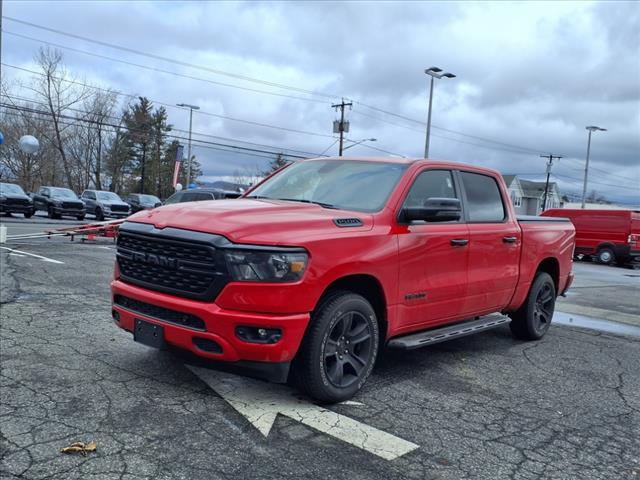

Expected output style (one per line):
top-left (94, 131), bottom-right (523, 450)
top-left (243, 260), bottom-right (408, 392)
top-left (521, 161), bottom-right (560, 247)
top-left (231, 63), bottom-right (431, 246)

top-left (292, 291), bottom-right (379, 403)
top-left (95, 208), bottom-right (104, 221)
top-left (24, 211), bottom-right (33, 218)
top-left (596, 247), bottom-right (615, 265)
top-left (509, 272), bottom-right (556, 340)
top-left (77, 214), bottom-right (85, 221)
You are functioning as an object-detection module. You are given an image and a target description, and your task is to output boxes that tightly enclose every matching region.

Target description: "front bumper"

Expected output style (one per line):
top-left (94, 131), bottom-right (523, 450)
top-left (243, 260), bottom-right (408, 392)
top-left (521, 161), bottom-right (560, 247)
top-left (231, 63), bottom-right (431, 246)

top-left (0, 204), bottom-right (33, 214)
top-left (52, 207), bottom-right (85, 217)
top-left (104, 211), bottom-right (130, 218)
top-left (111, 279), bottom-right (310, 373)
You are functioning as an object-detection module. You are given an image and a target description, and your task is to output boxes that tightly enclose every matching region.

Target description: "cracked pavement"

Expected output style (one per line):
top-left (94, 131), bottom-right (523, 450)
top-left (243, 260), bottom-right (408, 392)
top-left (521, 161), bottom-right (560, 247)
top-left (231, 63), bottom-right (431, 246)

top-left (1, 232), bottom-right (639, 479)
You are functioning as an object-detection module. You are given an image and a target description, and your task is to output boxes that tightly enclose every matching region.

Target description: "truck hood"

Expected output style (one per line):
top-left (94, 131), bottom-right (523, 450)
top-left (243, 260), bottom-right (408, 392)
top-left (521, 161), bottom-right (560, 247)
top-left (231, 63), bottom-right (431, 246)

top-left (126, 198), bottom-right (374, 244)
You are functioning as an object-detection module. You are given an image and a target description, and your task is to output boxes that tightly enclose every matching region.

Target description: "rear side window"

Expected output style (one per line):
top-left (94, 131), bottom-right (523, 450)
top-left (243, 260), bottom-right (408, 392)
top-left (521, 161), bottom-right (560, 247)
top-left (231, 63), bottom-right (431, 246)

top-left (460, 172), bottom-right (505, 222)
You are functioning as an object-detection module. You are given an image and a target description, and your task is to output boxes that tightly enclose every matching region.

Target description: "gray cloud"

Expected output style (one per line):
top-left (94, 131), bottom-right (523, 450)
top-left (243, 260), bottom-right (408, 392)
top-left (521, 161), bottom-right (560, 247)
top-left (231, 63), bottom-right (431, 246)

top-left (3, 0), bottom-right (638, 203)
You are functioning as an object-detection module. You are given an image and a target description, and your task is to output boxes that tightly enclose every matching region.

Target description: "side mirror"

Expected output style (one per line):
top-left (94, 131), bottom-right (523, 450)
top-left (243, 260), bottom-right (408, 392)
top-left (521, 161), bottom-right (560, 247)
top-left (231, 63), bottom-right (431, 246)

top-left (402, 197), bottom-right (462, 223)
top-left (154, 202), bottom-right (162, 208)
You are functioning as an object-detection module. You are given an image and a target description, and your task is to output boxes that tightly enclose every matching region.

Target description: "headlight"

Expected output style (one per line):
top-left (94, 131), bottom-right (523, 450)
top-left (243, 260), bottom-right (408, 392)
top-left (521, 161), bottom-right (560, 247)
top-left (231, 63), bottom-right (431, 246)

top-left (223, 250), bottom-right (308, 282)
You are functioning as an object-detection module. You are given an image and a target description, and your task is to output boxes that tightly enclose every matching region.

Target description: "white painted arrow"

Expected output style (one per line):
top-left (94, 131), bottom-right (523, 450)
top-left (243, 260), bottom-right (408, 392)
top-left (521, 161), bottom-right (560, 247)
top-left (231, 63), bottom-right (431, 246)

top-left (188, 366), bottom-right (419, 461)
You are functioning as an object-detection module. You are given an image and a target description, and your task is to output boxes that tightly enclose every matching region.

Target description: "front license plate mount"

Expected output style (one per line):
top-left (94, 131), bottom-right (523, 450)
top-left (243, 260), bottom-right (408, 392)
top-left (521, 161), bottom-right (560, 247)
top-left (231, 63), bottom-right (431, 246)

top-left (133, 318), bottom-right (166, 349)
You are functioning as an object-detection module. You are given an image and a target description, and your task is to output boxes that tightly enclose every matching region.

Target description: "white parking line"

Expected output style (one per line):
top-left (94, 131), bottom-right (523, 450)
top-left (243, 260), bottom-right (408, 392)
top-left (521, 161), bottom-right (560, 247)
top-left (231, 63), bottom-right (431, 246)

top-left (0, 246), bottom-right (64, 264)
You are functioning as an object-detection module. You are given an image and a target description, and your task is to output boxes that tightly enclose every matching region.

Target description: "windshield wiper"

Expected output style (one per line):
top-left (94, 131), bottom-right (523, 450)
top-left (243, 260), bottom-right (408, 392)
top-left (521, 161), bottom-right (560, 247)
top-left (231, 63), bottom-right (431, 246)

top-left (274, 198), bottom-right (338, 209)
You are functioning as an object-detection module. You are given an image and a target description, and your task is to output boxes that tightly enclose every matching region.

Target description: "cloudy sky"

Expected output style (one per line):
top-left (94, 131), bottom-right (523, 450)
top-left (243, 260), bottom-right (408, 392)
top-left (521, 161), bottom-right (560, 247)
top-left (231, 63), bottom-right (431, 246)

top-left (2, 1), bottom-right (639, 203)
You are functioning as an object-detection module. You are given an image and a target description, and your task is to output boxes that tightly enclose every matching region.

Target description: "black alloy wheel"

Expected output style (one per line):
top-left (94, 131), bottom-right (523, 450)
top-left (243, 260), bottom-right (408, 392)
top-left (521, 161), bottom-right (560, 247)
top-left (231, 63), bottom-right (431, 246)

top-left (532, 281), bottom-right (554, 336)
top-left (509, 272), bottom-right (556, 341)
top-left (323, 311), bottom-right (374, 388)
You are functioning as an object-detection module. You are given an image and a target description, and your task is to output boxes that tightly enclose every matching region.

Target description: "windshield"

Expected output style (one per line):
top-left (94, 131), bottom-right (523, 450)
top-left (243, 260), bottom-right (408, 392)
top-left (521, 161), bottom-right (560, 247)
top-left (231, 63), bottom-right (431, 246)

top-left (50, 188), bottom-right (78, 199)
top-left (96, 191), bottom-right (122, 202)
top-left (0, 183), bottom-right (26, 196)
top-left (247, 160), bottom-right (408, 212)
top-left (139, 194), bottom-right (161, 204)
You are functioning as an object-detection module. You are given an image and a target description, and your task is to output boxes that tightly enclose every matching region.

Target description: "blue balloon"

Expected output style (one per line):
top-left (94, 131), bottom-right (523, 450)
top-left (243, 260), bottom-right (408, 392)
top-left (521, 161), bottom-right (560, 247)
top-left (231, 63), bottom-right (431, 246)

top-left (0, 131), bottom-right (4, 145)
top-left (188, 183), bottom-right (197, 189)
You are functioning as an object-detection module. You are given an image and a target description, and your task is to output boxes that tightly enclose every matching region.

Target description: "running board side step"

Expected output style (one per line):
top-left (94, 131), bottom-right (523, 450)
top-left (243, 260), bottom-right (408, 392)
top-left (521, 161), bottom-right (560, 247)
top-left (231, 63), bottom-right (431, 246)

top-left (387, 314), bottom-right (511, 350)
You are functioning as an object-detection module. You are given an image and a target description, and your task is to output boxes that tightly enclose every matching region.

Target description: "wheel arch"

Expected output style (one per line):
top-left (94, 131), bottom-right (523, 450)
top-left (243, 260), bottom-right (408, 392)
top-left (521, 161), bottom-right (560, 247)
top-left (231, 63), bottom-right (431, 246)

top-left (316, 274), bottom-right (388, 344)
top-left (536, 257), bottom-right (560, 293)
top-left (596, 242), bottom-right (616, 252)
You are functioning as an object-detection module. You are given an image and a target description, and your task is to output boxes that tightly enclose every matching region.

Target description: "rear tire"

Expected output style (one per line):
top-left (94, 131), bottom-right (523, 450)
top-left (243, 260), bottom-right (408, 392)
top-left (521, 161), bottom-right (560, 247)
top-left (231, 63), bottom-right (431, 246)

top-left (291, 291), bottom-right (379, 403)
top-left (24, 211), bottom-right (33, 218)
top-left (95, 208), bottom-right (104, 221)
top-left (509, 272), bottom-right (556, 341)
top-left (596, 247), bottom-right (615, 265)
top-left (77, 214), bottom-right (85, 221)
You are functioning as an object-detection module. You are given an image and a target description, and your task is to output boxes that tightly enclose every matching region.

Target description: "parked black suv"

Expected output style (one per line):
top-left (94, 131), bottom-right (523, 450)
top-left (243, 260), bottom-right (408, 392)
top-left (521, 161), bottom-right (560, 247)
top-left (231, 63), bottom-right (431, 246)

top-left (0, 182), bottom-right (34, 218)
top-left (33, 187), bottom-right (85, 220)
top-left (81, 190), bottom-right (131, 221)
top-left (124, 193), bottom-right (162, 213)
top-left (163, 188), bottom-right (241, 205)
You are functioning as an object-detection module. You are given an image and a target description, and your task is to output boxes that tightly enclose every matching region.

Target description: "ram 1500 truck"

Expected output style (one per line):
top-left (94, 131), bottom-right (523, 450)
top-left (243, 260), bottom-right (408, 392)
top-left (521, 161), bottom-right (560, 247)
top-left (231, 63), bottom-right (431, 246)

top-left (111, 158), bottom-right (575, 402)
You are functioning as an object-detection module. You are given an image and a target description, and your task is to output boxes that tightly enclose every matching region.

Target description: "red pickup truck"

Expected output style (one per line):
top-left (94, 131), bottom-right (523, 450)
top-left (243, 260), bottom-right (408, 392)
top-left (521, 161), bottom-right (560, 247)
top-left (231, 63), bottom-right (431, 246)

top-left (111, 158), bottom-right (575, 402)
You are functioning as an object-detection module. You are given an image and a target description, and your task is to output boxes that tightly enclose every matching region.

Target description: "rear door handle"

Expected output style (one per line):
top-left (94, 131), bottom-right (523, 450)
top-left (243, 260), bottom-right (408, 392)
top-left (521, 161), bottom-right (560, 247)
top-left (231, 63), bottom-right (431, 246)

top-left (450, 239), bottom-right (469, 247)
top-left (503, 236), bottom-right (517, 244)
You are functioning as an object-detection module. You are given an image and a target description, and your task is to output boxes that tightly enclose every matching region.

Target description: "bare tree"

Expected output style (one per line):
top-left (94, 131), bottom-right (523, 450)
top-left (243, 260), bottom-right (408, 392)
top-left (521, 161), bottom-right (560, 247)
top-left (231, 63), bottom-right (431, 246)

top-left (25, 47), bottom-right (91, 189)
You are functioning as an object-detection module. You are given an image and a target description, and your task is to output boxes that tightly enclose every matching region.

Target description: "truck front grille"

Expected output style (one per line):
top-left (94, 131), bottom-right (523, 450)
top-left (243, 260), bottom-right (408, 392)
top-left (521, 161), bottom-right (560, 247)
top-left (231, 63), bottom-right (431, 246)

top-left (116, 227), bottom-right (229, 301)
top-left (6, 198), bottom-right (30, 206)
top-left (62, 201), bottom-right (83, 210)
top-left (110, 204), bottom-right (129, 212)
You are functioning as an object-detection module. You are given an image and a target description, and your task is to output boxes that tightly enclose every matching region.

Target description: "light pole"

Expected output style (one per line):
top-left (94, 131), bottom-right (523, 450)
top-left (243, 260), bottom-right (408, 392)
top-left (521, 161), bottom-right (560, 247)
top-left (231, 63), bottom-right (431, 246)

top-left (342, 138), bottom-right (377, 152)
top-left (581, 126), bottom-right (606, 208)
top-left (176, 103), bottom-right (200, 188)
top-left (424, 66), bottom-right (455, 159)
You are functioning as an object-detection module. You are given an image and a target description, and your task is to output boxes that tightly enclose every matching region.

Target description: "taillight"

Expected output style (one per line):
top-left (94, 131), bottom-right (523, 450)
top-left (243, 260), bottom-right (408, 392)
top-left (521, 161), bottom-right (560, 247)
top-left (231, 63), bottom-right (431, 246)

top-left (628, 234), bottom-right (639, 246)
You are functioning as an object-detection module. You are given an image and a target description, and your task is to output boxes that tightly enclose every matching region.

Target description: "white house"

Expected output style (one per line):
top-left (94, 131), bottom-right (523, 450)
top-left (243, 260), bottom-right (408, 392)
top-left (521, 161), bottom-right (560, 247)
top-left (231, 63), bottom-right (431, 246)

top-left (502, 175), bottom-right (562, 215)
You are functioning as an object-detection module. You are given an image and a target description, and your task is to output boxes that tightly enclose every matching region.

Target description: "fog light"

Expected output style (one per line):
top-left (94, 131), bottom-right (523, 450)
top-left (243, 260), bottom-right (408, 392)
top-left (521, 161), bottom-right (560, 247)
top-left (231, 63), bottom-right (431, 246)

top-left (236, 326), bottom-right (282, 344)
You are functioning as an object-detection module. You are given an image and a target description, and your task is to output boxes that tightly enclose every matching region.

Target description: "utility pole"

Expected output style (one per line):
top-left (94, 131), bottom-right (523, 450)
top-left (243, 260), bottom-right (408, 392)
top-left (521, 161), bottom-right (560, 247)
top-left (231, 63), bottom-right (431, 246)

top-left (581, 126), bottom-right (607, 208)
top-left (540, 154), bottom-right (562, 211)
top-left (176, 103), bottom-right (200, 188)
top-left (332, 98), bottom-right (352, 156)
top-left (423, 67), bottom-right (456, 159)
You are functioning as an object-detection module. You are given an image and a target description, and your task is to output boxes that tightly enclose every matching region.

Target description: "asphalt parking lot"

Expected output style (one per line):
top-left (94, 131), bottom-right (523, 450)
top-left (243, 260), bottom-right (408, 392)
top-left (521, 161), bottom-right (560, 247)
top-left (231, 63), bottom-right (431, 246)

top-left (1, 217), bottom-right (639, 480)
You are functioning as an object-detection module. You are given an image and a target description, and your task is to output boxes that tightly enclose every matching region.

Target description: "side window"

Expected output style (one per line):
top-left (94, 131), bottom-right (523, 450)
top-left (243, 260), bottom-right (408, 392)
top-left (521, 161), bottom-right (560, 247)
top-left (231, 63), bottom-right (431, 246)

top-left (460, 172), bottom-right (506, 222)
top-left (180, 192), bottom-right (199, 202)
top-left (195, 193), bottom-right (215, 201)
top-left (403, 169), bottom-right (457, 208)
top-left (164, 192), bottom-right (183, 204)
top-left (41, 188), bottom-right (49, 196)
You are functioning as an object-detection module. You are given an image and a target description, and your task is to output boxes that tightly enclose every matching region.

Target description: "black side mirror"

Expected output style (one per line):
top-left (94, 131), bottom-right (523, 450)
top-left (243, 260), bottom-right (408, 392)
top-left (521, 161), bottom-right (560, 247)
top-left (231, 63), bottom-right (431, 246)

top-left (154, 202), bottom-right (162, 208)
top-left (402, 197), bottom-right (462, 223)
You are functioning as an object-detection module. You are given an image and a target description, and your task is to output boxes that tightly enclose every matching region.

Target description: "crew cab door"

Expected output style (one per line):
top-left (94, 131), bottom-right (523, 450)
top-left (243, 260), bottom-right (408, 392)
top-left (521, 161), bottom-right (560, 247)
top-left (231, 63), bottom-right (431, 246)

top-left (396, 169), bottom-right (470, 330)
top-left (458, 171), bottom-right (520, 313)
top-left (81, 191), bottom-right (96, 213)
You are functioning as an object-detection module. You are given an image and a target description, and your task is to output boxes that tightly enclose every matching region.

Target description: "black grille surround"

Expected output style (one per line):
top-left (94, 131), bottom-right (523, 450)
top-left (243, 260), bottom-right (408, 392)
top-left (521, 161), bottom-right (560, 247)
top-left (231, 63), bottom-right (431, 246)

top-left (5, 197), bottom-right (31, 206)
top-left (62, 201), bottom-right (84, 210)
top-left (116, 221), bottom-right (307, 302)
top-left (110, 204), bottom-right (129, 212)
top-left (117, 223), bottom-right (231, 301)
top-left (114, 295), bottom-right (205, 330)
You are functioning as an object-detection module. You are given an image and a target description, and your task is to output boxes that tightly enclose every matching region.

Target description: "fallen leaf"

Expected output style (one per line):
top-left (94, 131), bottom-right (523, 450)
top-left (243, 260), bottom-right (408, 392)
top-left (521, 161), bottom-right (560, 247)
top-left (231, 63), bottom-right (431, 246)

top-left (60, 441), bottom-right (97, 456)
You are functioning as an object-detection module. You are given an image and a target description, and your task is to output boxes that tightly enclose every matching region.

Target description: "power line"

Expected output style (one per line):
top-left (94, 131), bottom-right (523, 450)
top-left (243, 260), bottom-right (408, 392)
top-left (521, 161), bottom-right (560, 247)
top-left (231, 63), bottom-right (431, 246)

top-left (4, 16), bottom-right (339, 100)
top-left (3, 92), bottom-right (325, 157)
top-left (3, 31), bottom-right (330, 105)
top-left (0, 102), bottom-right (315, 159)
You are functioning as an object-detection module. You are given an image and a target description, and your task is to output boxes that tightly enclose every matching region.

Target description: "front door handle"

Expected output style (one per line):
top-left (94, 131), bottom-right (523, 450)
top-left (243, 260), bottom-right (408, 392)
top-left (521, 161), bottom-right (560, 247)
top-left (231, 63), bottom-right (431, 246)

top-left (503, 236), bottom-right (517, 244)
top-left (450, 239), bottom-right (469, 247)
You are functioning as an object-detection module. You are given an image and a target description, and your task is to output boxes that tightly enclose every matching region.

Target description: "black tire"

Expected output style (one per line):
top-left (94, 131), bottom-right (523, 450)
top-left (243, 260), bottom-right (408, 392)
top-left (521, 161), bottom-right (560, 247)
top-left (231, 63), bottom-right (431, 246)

top-left (47, 206), bottom-right (55, 219)
top-left (24, 211), bottom-right (33, 218)
top-left (77, 214), bottom-right (85, 221)
top-left (95, 208), bottom-right (104, 221)
top-left (509, 272), bottom-right (556, 340)
top-left (596, 247), bottom-right (615, 265)
top-left (292, 290), bottom-right (379, 403)
top-left (5, 212), bottom-right (12, 217)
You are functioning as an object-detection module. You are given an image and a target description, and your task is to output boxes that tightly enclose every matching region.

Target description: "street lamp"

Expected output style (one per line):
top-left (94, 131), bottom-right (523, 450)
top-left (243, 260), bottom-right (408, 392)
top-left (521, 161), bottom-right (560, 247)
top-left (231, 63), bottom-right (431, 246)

top-left (581, 125), bottom-right (607, 209)
top-left (342, 138), bottom-right (377, 151)
top-left (424, 66), bottom-right (456, 159)
top-left (176, 103), bottom-right (200, 188)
